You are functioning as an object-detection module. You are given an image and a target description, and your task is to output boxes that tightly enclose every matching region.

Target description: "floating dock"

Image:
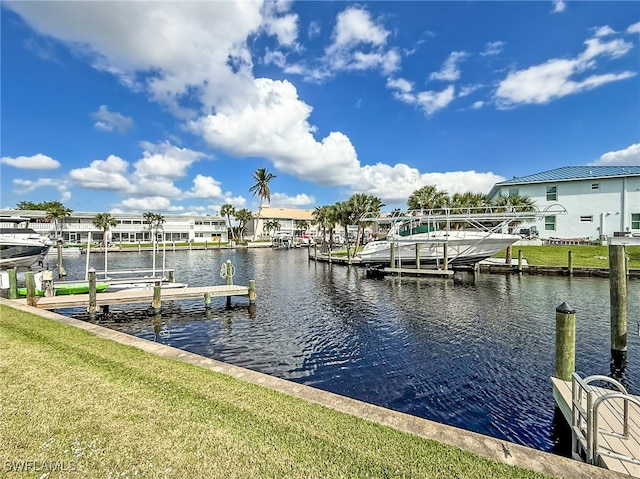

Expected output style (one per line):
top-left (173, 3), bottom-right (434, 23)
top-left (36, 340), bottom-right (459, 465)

top-left (552, 376), bottom-right (639, 477)
top-left (15, 284), bottom-right (253, 310)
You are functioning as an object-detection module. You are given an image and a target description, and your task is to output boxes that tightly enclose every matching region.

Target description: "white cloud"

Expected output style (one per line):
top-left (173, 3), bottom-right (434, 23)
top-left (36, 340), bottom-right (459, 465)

top-left (117, 196), bottom-right (182, 212)
top-left (270, 193), bottom-right (315, 207)
top-left (480, 41), bottom-right (505, 57)
top-left (308, 21), bottom-right (321, 39)
top-left (589, 144), bottom-right (640, 166)
top-left (429, 51), bottom-right (467, 82)
top-left (388, 81), bottom-right (456, 117)
top-left (13, 177), bottom-right (71, 202)
top-left (551, 1), bottom-right (566, 13)
top-left (92, 105), bottom-right (134, 132)
top-left (495, 33), bottom-right (635, 107)
top-left (328, 7), bottom-right (389, 52)
top-left (352, 164), bottom-right (504, 204)
top-left (190, 77), bottom-right (361, 186)
top-left (0, 153), bottom-right (60, 170)
top-left (628, 22), bottom-right (640, 34)
top-left (593, 26), bottom-right (617, 38)
top-left (262, 4), bottom-right (298, 47)
top-left (134, 141), bottom-right (206, 180)
top-left (70, 155), bottom-right (131, 191)
top-left (472, 101), bottom-right (485, 109)
top-left (185, 174), bottom-right (224, 199)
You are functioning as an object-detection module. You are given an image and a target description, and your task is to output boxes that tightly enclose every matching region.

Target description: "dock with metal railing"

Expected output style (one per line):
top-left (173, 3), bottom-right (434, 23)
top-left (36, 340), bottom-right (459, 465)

top-left (552, 374), bottom-right (640, 477)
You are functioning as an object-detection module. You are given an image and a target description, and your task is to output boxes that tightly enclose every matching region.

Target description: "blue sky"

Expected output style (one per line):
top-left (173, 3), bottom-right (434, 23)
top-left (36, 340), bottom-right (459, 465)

top-left (1, 1), bottom-right (639, 215)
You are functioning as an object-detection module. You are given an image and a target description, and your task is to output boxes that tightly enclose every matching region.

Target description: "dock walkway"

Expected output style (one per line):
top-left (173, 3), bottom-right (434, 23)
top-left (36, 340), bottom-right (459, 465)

top-left (552, 376), bottom-right (639, 477)
top-left (17, 284), bottom-right (251, 310)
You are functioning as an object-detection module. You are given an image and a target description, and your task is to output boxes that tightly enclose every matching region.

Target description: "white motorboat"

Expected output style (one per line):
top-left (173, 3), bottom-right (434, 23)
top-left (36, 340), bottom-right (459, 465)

top-left (357, 220), bottom-right (521, 268)
top-left (0, 216), bottom-right (52, 269)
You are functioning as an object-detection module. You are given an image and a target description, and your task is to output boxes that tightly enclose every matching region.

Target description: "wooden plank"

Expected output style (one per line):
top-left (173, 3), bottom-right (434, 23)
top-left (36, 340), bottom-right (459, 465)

top-left (13, 285), bottom-right (251, 310)
top-left (552, 377), bottom-right (639, 477)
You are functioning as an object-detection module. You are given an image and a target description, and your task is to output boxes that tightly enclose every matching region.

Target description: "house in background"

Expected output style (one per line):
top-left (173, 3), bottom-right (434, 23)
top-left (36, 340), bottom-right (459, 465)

top-left (248, 206), bottom-right (317, 240)
top-left (0, 210), bottom-right (229, 244)
top-left (488, 166), bottom-right (640, 242)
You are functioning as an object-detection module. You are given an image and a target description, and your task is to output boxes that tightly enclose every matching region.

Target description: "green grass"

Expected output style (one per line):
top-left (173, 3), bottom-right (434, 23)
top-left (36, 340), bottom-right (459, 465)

top-left (496, 245), bottom-right (640, 268)
top-left (0, 305), bottom-right (554, 479)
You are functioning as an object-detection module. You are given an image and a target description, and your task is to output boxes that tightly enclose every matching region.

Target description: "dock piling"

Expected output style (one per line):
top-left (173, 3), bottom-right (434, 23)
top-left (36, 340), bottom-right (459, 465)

top-left (517, 249), bottom-right (523, 273)
top-left (25, 272), bottom-right (36, 307)
top-left (204, 292), bottom-right (211, 309)
top-left (248, 280), bottom-right (256, 304)
top-left (568, 250), bottom-right (573, 276)
top-left (609, 245), bottom-right (627, 374)
top-left (87, 269), bottom-right (97, 320)
top-left (153, 281), bottom-right (162, 313)
top-left (8, 268), bottom-right (18, 300)
top-left (554, 302), bottom-right (576, 381)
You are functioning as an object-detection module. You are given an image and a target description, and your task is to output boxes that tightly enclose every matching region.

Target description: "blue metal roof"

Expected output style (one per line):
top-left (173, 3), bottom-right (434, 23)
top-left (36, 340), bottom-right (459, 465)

top-left (496, 166), bottom-right (640, 185)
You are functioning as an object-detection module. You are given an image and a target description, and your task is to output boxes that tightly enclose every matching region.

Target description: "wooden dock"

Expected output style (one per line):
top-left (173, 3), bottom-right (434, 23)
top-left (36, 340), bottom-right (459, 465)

top-left (552, 376), bottom-right (640, 477)
top-left (17, 284), bottom-right (252, 310)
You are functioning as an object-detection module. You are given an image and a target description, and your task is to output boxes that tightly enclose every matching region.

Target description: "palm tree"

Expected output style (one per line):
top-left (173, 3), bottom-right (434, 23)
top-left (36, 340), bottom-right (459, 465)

top-left (407, 185), bottom-right (450, 212)
top-left (249, 167), bottom-right (276, 239)
top-left (45, 201), bottom-right (72, 240)
top-left (493, 193), bottom-right (536, 264)
top-left (450, 192), bottom-right (492, 229)
top-left (334, 201), bottom-right (357, 258)
top-left (295, 220), bottom-right (309, 235)
top-left (220, 204), bottom-right (235, 241)
top-left (263, 219), bottom-right (275, 237)
top-left (143, 212), bottom-right (165, 244)
top-left (233, 208), bottom-right (253, 242)
top-left (92, 213), bottom-right (117, 250)
top-left (312, 206), bottom-right (330, 247)
top-left (348, 194), bottom-right (384, 257)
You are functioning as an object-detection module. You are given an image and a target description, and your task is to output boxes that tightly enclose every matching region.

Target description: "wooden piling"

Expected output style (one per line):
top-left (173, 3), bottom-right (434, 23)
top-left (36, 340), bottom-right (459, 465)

top-left (554, 302), bottom-right (576, 381)
top-left (225, 260), bottom-right (233, 308)
top-left (168, 270), bottom-right (175, 283)
top-left (204, 292), bottom-right (211, 309)
top-left (443, 243), bottom-right (449, 271)
top-left (517, 249), bottom-right (523, 273)
top-left (87, 269), bottom-right (97, 319)
top-left (415, 244), bottom-right (420, 270)
top-left (390, 243), bottom-right (395, 268)
top-left (609, 245), bottom-right (627, 353)
top-left (25, 272), bottom-right (36, 307)
top-left (568, 250), bottom-right (573, 276)
top-left (8, 268), bottom-right (18, 299)
top-left (153, 281), bottom-right (162, 313)
top-left (248, 280), bottom-right (256, 304)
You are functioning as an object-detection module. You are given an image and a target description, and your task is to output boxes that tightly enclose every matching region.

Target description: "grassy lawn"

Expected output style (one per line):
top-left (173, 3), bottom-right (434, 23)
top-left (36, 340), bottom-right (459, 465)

top-left (497, 245), bottom-right (640, 268)
top-left (0, 304), bottom-right (554, 479)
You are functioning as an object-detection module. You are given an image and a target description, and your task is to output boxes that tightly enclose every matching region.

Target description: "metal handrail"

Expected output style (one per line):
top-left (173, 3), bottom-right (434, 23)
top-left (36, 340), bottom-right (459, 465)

top-left (592, 393), bottom-right (640, 466)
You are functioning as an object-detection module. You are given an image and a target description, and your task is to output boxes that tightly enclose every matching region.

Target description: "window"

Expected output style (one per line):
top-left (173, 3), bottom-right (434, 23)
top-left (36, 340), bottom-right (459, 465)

top-left (546, 186), bottom-right (557, 201)
top-left (508, 188), bottom-right (519, 196)
top-left (591, 183), bottom-right (600, 190)
top-left (580, 216), bottom-right (593, 222)
top-left (545, 216), bottom-right (556, 231)
top-left (632, 213), bottom-right (640, 230)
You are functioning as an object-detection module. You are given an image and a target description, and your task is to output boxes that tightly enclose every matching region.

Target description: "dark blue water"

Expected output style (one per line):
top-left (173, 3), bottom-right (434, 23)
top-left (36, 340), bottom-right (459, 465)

top-left (49, 248), bottom-right (640, 454)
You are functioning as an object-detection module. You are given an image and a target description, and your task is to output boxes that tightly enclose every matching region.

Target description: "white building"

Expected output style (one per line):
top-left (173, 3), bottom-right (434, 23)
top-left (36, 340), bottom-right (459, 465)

top-left (249, 206), bottom-right (317, 239)
top-left (488, 166), bottom-right (640, 242)
top-left (0, 210), bottom-right (229, 244)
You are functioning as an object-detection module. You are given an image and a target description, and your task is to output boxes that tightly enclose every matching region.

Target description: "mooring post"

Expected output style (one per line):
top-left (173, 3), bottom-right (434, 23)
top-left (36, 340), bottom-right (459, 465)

top-left (57, 240), bottom-right (66, 278)
top-left (443, 243), bottom-right (449, 271)
top-left (390, 243), bottom-right (395, 268)
top-left (568, 250), bottom-right (573, 276)
top-left (204, 292), bottom-right (211, 309)
top-left (249, 279), bottom-right (256, 304)
top-left (415, 244), bottom-right (421, 270)
top-left (225, 259), bottom-right (233, 308)
top-left (205, 240), bottom-right (208, 251)
top-left (554, 302), bottom-right (576, 381)
top-left (609, 245), bottom-right (627, 355)
top-left (168, 270), bottom-right (175, 283)
top-left (87, 268), bottom-right (97, 320)
top-left (25, 272), bottom-right (36, 307)
top-left (8, 267), bottom-right (18, 299)
top-left (517, 249), bottom-right (523, 273)
top-left (153, 280), bottom-right (162, 313)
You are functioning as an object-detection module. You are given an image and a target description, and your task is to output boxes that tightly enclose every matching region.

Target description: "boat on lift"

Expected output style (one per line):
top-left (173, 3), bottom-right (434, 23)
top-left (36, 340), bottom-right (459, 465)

top-left (0, 216), bottom-right (52, 269)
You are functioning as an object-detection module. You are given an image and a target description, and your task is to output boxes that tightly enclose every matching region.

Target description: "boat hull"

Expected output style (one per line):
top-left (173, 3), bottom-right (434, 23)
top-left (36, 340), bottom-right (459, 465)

top-left (357, 231), bottom-right (520, 267)
top-left (0, 242), bottom-right (51, 269)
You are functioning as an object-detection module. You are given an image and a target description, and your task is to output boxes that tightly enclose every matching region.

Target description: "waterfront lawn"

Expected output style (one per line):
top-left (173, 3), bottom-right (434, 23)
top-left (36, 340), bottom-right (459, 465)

top-left (0, 305), bottom-right (553, 479)
top-left (496, 245), bottom-right (640, 269)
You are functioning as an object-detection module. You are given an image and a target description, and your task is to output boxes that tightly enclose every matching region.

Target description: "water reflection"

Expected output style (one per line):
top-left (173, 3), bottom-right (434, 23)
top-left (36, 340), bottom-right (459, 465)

top-left (51, 248), bottom-right (639, 453)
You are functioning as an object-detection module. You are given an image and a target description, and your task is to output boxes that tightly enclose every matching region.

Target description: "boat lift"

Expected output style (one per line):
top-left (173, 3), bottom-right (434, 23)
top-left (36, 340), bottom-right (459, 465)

top-left (359, 204), bottom-right (568, 269)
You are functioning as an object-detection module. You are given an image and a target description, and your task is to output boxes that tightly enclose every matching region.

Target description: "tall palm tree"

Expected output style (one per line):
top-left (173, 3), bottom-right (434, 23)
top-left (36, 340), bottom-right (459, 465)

top-left (295, 220), bottom-right (309, 235)
top-left (233, 208), bottom-right (253, 242)
top-left (493, 193), bottom-right (536, 264)
top-left (312, 206), bottom-right (330, 247)
top-left (407, 185), bottom-right (450, 212)
top-left (143, 212), bottom-right (165, 243)
top-left (45, 201), bottom-right (72, 240)
top-left (249, 167), bottom-right (276, 239)
top-left (334, 201), bottom-right (357, 258)
top-left (348, 194), bottom-right (384, 257)
top-left (92, 213), bottom-right (117, 250)
top-left (220, 204), bottom-right (236, 241)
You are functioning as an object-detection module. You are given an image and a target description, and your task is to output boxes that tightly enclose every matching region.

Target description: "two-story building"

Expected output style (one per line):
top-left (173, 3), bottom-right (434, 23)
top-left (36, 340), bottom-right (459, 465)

top-left (488, 166), bottom-right (640, 242)
top-left (0, 210), bottom-right (229, 244)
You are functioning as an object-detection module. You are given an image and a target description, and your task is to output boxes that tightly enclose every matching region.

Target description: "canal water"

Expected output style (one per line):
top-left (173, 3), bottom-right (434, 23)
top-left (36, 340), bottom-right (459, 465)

top-left (49, 247), bottom-right (639, 454)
